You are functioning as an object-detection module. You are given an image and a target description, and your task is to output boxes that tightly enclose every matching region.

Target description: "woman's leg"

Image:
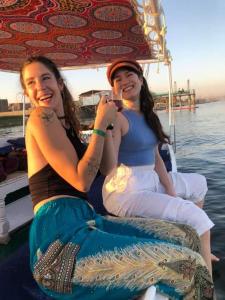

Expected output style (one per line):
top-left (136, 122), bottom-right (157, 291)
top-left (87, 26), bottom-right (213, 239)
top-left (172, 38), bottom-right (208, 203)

top-left (201, 230), bottom-right (212, 275)
top-left (103, 188), bottom-right (214, 274)
top-left (169, 172), bottom-right (219, 263)
top-left (101, 215), bottom-right (201, 253)
top-left (71, 216), bottom-right (214, 300)
top-left (169, 172), bottom-right (208, 205)
top-left (30, 199), bottom-right (214, 300)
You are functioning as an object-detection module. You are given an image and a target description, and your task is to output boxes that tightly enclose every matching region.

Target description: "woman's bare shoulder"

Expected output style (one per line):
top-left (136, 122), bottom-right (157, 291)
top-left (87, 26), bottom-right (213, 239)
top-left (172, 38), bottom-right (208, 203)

top-left (27, 107), bottom-right (57, 129)
top-left (29, 107), bottom-right (55, 120)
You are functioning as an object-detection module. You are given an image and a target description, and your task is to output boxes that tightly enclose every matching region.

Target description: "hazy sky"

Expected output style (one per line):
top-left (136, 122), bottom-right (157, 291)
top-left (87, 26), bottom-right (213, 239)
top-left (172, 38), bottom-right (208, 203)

top-left (0, 0), bottom-right (224, 103)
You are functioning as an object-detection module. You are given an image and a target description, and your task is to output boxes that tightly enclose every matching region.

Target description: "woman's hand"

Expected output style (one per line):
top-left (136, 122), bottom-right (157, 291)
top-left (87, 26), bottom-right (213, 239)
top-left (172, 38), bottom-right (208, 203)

top-left (94, 96), bottom-right (117, 131)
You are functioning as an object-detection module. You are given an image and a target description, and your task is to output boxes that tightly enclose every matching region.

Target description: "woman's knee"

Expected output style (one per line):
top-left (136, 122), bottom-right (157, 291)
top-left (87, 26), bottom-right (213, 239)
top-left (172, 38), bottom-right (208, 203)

top-left (176, 223), bottom-right (201, 252)
top-left (176, 201), bottom-right (212, 236)
top-left (198, 173), bottom-right (208, 192)
top-left (191, 173), bottom-right (208, 201)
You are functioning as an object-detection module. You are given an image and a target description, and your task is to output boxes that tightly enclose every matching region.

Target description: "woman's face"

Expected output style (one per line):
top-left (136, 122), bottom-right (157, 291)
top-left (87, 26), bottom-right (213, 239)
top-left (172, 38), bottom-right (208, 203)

top-left (113, 68), bottom-right (143, 102)
top-left (22, 61), bottom-right (63, 111)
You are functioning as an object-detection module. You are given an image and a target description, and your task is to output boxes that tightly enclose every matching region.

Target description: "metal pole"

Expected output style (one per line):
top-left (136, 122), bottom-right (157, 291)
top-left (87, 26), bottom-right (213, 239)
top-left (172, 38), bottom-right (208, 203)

top-left (168, 62), bottom-right (173, 126)
top-left (167, 62), bottom-right (176, 152)
top-left (22, 93), bottom-right (26, 137)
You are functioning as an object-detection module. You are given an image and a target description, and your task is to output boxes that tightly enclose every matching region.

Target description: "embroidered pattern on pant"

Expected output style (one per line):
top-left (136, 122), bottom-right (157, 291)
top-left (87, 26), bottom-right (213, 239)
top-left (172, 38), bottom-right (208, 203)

top-left (33, 240), bottom-right (80, 294)
top-left (161, 259), bottom-right (214, 299)
top-left (106, 216), bottom-right (201, 252)
top-left (73, 242), bottom-right (213, 298)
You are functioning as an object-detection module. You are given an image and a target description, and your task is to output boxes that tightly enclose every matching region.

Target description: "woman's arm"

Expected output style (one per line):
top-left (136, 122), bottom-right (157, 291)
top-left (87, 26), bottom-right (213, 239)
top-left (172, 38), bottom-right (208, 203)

top-left (99, 112), bottom-right (123, 175)
top-left (27, 99), bottom-right (116, 192)
top-left (154, 146), bottom-right (176, 197)
top-left (99, 130), bottom-right (116, 175)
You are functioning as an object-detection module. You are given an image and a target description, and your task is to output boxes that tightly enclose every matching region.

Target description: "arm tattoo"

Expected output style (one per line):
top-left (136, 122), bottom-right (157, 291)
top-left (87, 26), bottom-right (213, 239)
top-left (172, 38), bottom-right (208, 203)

top-left (39, 111), bottom-right (55, 124)
top-left (86, 158), bottom-right (100, 176)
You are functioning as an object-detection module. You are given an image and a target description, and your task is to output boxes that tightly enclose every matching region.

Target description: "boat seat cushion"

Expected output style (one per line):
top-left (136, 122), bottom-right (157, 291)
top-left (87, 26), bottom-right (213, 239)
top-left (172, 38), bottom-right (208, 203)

top-left (159, 148), bottom-right (172, 172)
top-left (0, 141), bottom-right (13, 155)
top-left (87, 174), bottom-right (109, 215)
top-left (7, 137), bottom-right (26, 149)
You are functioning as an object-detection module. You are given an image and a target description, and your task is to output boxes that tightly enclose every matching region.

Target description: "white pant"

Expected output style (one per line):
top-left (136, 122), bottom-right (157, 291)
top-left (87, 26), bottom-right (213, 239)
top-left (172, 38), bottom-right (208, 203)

top-left (102, 164), bottom-right (214, 236)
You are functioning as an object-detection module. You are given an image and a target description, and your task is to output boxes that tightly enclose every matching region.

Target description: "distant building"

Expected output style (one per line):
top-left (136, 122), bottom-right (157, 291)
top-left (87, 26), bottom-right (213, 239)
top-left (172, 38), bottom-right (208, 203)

top-left (78, 89), bottom-right (110, 123)
top-left (0, 99), bottom-right (8, 112)
top-left (9, 102), bottom-right (31, 111)
top-left (78, 89), bottom-right (110, 107)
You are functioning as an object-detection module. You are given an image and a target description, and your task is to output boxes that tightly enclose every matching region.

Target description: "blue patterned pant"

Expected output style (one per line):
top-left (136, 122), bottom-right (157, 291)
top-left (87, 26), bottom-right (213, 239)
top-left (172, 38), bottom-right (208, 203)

top-left (30, 197), bottom-right (214, 300)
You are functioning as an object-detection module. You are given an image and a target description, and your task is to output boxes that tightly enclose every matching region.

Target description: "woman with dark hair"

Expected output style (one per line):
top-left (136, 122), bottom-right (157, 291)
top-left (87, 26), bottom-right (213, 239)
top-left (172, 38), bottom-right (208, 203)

top-left (20, 55), bottom-right (214, 300)
top-left (102, 58), bottom-right (217, 275)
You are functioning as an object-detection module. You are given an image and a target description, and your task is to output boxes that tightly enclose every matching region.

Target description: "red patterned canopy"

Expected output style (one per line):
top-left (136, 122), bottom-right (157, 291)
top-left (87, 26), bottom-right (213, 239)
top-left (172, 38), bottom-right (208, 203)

top-left (0, 0), bottom-right (169, 72)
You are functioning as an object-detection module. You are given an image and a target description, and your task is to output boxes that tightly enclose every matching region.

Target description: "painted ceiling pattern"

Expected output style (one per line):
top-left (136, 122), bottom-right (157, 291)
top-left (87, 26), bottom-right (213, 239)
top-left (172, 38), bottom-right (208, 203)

top-left (0, 0), bottom-right (166, 72)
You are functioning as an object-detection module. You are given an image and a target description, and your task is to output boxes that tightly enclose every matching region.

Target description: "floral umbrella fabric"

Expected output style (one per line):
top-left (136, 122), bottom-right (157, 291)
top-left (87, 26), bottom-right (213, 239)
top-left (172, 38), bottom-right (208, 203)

top-left (0, 0), bottom-right (167, 72)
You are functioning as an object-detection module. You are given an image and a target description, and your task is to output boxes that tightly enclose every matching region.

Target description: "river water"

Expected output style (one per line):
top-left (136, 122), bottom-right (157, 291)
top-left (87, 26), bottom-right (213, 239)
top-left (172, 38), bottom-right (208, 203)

top-left (0, 100), bottom-right (225, 298)
top-left (159, 100), bottom-right (225, 299)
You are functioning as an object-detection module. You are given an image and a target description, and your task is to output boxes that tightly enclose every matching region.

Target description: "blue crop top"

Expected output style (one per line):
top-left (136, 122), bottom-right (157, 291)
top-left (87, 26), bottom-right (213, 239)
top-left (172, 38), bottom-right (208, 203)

top-left (118, 110), bottom-right (158, 166)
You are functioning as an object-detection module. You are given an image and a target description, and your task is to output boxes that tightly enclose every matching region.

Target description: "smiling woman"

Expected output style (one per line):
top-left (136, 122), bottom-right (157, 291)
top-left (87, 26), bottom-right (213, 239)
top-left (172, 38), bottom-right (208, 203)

top-left (102, 58), bottom-right (215, 279)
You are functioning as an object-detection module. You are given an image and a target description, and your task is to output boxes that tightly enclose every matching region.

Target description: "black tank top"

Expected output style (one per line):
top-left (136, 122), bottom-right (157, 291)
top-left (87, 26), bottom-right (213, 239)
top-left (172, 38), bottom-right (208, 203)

top-left (29, 127), bottom-right (87, 207)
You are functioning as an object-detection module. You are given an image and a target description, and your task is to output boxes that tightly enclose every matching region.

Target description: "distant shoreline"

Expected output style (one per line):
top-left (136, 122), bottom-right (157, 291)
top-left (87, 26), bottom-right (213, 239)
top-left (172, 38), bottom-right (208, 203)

top-left (0, 111), bottom-right (29, 117)
top-left (0, 99), bottom-right (223, 129)
top-left (1, 99), bottom-right (223, 118)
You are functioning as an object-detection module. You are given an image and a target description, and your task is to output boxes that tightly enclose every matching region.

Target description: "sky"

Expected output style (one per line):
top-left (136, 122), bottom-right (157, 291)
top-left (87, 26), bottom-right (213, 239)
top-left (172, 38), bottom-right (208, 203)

top-left (0, 0), bottom-right (225, 103)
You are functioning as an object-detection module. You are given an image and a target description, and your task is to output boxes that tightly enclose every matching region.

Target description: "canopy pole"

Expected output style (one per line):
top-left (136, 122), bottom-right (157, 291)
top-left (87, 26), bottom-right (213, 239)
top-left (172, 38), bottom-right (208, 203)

top-left (167, 62), bottom-right (176, 152)
top-left (22, 94), bottom-right (26, 137)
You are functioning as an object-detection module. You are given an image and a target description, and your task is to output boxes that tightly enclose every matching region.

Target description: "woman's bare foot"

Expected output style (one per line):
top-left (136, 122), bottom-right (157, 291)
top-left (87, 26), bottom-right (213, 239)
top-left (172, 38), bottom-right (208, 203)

top-left (211, 253), bottom-right (220, 262)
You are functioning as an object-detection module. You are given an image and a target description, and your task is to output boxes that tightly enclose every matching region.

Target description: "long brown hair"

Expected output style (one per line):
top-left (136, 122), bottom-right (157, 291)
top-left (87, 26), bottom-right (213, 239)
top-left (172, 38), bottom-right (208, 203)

top-left (20, 55), bottom-right (80, 135)
top-left (140, 76), bottom-right (169, 143)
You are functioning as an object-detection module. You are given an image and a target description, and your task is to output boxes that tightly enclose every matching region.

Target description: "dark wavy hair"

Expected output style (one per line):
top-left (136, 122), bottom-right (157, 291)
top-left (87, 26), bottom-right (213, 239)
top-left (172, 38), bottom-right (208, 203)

top-left (19, 55), bottom-right (80, 135)
top-left (112, 66), bottom-right (169, 143)
top-left (140, 76), bottom-right (169, 143)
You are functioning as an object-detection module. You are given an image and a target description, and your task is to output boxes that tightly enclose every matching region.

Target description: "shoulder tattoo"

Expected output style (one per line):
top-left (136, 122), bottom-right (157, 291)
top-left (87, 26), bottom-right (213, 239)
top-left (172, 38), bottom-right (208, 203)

top-left (39, 111), bottom-right (55, 123)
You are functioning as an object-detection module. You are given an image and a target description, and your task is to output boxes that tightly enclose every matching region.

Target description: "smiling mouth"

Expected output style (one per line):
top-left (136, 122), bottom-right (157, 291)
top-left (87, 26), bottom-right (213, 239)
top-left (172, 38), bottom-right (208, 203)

top-left (123, 86), bottom-right (134, 92)
top-left (39, 94), bottom-right (52, 102)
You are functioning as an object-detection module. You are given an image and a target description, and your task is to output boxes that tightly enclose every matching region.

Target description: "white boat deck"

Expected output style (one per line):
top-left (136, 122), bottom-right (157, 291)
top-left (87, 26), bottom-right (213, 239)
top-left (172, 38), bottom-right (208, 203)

top-left (0, 171), bottom-right (33, 244)
top-left (6, 195), bottom-right (33, 232)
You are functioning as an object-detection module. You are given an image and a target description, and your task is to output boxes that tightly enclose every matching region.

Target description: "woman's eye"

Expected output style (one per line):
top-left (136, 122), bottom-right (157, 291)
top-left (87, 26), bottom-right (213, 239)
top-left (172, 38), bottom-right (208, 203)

top-left (27, 81), bottom-right (34, 86)
top-left (43, 75), bottom-right (50, 80)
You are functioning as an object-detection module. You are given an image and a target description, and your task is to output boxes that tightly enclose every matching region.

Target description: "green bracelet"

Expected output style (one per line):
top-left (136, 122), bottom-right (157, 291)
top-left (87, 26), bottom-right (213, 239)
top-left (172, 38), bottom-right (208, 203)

top-left (93, 128), bottom-right (106, 137)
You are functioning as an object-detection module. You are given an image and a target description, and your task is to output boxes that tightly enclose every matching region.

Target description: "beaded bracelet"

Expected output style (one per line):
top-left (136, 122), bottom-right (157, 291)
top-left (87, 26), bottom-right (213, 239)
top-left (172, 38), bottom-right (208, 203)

top-left (92, 128), bottom-right (106, 137)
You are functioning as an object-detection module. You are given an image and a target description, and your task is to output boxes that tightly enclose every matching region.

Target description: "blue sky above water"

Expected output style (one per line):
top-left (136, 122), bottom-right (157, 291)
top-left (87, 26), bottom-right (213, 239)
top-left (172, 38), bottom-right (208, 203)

top-left (0, 0), bottom-right (225, 103)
